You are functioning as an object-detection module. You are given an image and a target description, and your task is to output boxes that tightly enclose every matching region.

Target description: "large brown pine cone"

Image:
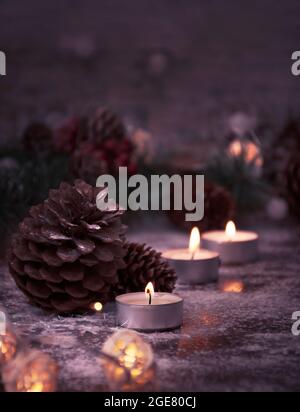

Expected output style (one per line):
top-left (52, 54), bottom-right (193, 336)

top-left (88, 107), bottom-right (126, 143)
top-left (168, 179), bottom-right (235, 232)
top-left (116, 242), bottom-right (177, 295)
top-left (284, 155), bottom-right (300, 218)
top-left (9, 180), bottom-right (127, 313)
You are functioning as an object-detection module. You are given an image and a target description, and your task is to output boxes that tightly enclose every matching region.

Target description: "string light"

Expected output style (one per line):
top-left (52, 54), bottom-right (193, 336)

top-left (100, 329), bottom-right (155, 391)
top-left (93, 302), bottom-right (103, 312)
top-left (2, 349), bottom-right (58, 392)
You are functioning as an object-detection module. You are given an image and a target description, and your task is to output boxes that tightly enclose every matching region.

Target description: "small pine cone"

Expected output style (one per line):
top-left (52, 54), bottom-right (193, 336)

top-left (116, 242), bottom-right (177, 295)
top-left (22, 122), bottom-right (54, 155)
top-left (168, 180), bottom-right (235, 232)
top-left (9, 180), bottom-right (127, 313)
top-left (88, 107), bottom-right (126, 143)
top-left (283, 155), bottom-right (300, 218)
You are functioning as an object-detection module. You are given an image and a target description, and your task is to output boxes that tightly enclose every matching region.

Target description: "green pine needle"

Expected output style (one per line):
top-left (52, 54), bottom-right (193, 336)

top-left (205, 152), bottom-right (269, 212)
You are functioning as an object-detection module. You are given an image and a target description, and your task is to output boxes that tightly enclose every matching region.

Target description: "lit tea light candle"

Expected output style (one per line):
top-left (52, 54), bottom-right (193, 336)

top-left (202, 221), bottom-right (259, 264)
top-left (116, 282), bottom-right (183, 332)
top-left (162, 227), bottom-right (219, 284)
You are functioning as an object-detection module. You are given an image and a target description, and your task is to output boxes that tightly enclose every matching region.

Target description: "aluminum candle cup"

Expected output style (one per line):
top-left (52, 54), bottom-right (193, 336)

top-left (162, 227), bottom-right (219, 284)
top-left (162, 249), bottom-right (219, 284)
top-left (116, 292), bottom-right (183, 332)
top-left (201, 230), bottom-right (259, 264)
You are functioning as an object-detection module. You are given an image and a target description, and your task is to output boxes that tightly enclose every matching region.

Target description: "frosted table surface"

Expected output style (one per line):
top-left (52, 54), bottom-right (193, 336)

top-left (1, 217), bottom-right (300, 392)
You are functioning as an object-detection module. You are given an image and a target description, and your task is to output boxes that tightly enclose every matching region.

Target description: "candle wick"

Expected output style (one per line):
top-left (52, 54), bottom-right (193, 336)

top-left (147, 289), bottom-right (152, 305)
top-left (191, 251), bottom-right (196, 260)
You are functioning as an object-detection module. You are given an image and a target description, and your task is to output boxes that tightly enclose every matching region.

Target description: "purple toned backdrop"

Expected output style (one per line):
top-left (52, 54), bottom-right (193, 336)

top-left (1, 0), bottom-right (300, 156)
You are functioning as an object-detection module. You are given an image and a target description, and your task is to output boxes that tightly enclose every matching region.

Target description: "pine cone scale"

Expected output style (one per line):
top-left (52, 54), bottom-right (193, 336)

top-left (73, 237), bottom-right (96, 254)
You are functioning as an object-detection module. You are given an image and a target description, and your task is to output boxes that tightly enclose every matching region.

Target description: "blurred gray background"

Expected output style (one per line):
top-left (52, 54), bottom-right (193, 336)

top-left (1, 0), bottom-right (300, 154)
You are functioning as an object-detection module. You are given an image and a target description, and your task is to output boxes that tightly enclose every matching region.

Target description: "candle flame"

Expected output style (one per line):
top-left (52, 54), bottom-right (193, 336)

top-left (225, 221), bottom-right (236, 240)
top-left (145, 282), bottom-right (154, 297)
top-left (189, 227), bottom-right (200, 258)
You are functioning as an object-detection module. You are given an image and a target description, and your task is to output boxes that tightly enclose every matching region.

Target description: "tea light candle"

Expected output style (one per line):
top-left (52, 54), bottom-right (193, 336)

top-left (162, 227), bottom-right (219, 284)
top-left (202, 221), bottom-right (259, 264)
top-left (116, 282), bottom-right (183, 332)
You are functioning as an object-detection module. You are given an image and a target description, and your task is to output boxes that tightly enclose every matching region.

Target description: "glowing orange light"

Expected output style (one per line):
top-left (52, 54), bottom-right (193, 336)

top-left (221, 280), bottom-right (244, 293)
top-left (27, 382), bottom-right (44, 392)
top-left (101, 329), bottom-right (155, 391)
top-left (4, 351), bottom-right (58, 392)
top-left (228, 139), bottom-right (263, 167)
top-left (189, 227), bottom-right (200, 258)
top-left (225, 221), bottom-right (236, 240)
top-left (0, 328), bottom-right (17, 365)
top-left (228, 140), bottom-right (243, 157)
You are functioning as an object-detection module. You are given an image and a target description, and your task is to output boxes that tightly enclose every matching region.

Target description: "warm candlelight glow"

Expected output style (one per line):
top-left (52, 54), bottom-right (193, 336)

top-left (93, 302), bottom-right (103, 312)
top-left (221, 280), bottom-right (244, 293)
top-left (145, 282), bottom-right (154, 297)
top-left (225, 221), bottom-right (236, 240)
top-left (189, 227), bottom-right (200, 258)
